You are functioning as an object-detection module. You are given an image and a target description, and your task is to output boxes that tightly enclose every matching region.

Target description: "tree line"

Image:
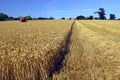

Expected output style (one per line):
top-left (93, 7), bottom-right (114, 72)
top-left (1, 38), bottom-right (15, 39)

top-left (0, 8), bottom-right (119, 21)
top-left (0, 13), bottom-right (55, 21)
top-left (76, 8), bottom-right (117, 20)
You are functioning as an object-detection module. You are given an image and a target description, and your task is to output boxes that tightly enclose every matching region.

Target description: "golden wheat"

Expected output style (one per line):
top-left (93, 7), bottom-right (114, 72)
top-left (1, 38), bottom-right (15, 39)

top-left (0, 20), bottom-right (120, 80)
top-left (0, 20), bottom-right (73, 80)
top-left (53, 20), bottom-right (120, 80)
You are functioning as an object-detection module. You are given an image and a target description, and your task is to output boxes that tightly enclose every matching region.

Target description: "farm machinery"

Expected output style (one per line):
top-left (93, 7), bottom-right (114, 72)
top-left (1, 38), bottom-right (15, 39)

top-left (19, 17), bottom-right (26, 22)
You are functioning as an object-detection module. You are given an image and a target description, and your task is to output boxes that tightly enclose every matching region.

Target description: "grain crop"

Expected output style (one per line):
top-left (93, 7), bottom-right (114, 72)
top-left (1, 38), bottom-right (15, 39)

top-left (0, 20), bottom-right (73, 80)
top-left (0, 20), bottom-right (120, 80)
top-left (53, 20), bottom-right (120, 80)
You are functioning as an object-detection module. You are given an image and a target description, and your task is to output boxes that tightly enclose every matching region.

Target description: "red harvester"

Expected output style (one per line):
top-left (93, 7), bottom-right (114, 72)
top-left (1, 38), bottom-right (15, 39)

top-left (19, 17), bottom-right (26, 22)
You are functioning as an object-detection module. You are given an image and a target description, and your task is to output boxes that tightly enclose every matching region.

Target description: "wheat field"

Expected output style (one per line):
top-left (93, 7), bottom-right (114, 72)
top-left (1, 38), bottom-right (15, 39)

top-left (0, 20), bottom-right (73, 80)
top-left (53, 20), bottom-right (120, 80)
top-left (0, 20), bottom-right (120, 80)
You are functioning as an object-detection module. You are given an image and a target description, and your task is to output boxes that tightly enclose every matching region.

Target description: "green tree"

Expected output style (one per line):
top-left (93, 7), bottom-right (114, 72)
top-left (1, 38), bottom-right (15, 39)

top-left (94, 8), bottom-right (106, 20)
top-left (0, 13), bottom-right (9, 21)
top-left (76, 15), bottom-right (86, 20)
top-left (6, 16), bottom-right (14, 20)
top-left (109, 14), bottom-right (116, 20)
top-left (88, 16), bottom-right (93, 20)
top-left (61, 17), bottom-right (65, 20)
top-left (49, 17), bottom-right (54, 20)
top-left (94, 17), bottom-right (99, 20)
top-left (25, 15), bottom-right (32, 20)
top-left (69, 17), bottom-right (72, 20)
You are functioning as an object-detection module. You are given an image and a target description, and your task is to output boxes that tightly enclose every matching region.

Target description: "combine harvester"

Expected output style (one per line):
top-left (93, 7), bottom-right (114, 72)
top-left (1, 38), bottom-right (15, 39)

top-left (19, 17), bottom-right (26, 22)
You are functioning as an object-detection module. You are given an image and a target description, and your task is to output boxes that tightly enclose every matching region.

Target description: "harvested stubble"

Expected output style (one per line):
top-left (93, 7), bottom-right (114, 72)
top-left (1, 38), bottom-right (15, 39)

top-left (0, 20), bottom-right (74, 80)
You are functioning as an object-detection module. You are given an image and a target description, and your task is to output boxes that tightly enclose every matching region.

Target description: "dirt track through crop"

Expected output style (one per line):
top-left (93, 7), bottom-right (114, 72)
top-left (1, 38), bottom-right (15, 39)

top-left (49, 21), bottom-right (74, 79)
top-left (53, 21), bottom-right (85, 80)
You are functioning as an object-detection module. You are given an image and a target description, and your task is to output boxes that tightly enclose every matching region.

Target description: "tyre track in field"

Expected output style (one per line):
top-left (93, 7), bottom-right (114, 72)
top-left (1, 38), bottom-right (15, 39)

top-left (49, 21), bottom-right (75, 80)
top-left (52, 21), bottom-right (85, 80)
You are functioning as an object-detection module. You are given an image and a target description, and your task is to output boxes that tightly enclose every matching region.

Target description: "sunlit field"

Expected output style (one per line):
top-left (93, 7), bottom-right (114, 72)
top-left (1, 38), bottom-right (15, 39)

top-left (0, 20), bottom-right (120, 80)
top-left (53, 20), bottom-right (120, 80)
top-left (0, 20), bottom-right (73, 80)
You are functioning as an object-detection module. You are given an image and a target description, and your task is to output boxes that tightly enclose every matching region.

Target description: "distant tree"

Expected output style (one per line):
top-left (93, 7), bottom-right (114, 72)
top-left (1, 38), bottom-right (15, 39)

top-left (13, 17), bottom-right (19, 20)
top-left (61, 17), bottom-right (65, 20)
top-left (88, 15), bottom-right (93, 20)
top-left (8, 16), bottom-right (14, 20)
top-left (37, 17), bottom-right (49, 20)
top-left (109, 14), bottom-right (116, 20)
top-left (25, 16), bottom-right (32, 20)
top-left (49, 17), bottom-right (54, 20)
top-left (94, 8), bottom-right (106, 20)
top-left (33, 18), bottom-right (37, 20)
top-left (0, 13), bottom-right (9, 21)
top-left (94, 17), bottom-right (99, 20)
top-left (69, 17), bottom-right (72, 20)
top-left (76, 15), bottom-right (86, 20)
top-left (37, 17), bottom-right (43, 20)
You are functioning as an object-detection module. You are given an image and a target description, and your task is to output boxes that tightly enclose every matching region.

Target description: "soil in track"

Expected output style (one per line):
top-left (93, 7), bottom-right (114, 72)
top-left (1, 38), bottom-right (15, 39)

top-left (53, 21), bottom-right (85, 80)
top-left (52, 20), bottom-right (120, 80)
top-left (48, 21), bottom-right (75, 80)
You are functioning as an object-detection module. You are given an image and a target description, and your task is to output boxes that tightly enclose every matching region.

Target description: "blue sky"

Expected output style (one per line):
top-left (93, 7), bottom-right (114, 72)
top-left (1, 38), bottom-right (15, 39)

top-left (0, 0), bottom-right (120, 19)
